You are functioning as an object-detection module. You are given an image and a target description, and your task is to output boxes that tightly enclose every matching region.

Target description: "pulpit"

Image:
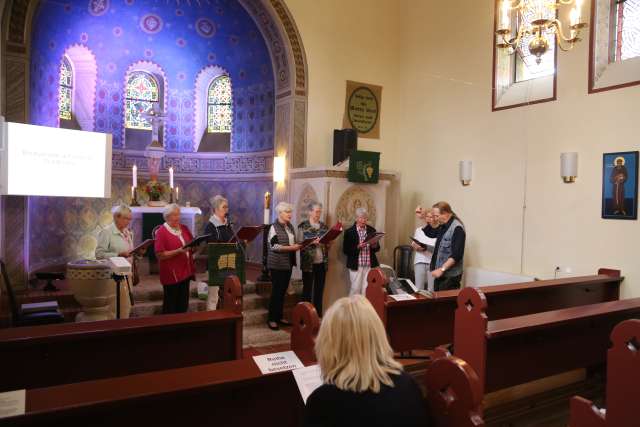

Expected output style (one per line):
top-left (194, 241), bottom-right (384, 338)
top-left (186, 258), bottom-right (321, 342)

top-left (289, 166), bottom-right (400, 310)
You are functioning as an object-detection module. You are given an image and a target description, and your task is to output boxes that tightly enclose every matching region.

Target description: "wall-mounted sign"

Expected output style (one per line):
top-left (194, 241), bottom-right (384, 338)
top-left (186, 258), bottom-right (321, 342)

top-left (343, 80), bottom-right (382, 139)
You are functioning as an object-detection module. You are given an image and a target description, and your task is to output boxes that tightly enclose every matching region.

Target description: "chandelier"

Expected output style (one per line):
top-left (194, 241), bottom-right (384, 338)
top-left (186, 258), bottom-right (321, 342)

top-left (496, 0), bottom-right (588, 64)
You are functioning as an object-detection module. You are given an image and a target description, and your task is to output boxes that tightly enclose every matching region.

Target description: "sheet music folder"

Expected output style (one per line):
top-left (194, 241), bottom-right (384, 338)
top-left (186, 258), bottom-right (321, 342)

top-left (182, 234), bottom-right (213, 249)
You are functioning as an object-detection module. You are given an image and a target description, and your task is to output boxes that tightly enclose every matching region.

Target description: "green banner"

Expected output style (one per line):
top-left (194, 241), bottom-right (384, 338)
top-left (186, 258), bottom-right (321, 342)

top-left (348, 150), bottom-right (380, 184)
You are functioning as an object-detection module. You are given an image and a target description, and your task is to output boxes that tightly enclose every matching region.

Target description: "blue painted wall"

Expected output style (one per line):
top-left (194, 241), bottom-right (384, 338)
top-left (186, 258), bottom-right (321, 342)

top-left (30, 0), bottom-right (274, 152)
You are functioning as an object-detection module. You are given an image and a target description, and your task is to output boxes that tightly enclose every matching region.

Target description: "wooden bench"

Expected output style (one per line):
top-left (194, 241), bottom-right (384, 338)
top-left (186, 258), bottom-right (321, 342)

top-left (290, 302), bottom-right (485, 427)
top-left (366, 268), bottom-right (622, 352)
top-left (0, 276), bottom-right (243, 393)
top-left (0, 301), bottom-right (486, 427)
top-left (569, 319), bottom-right (640, 427)
top-left (447, 287), bottom-right (640, 403)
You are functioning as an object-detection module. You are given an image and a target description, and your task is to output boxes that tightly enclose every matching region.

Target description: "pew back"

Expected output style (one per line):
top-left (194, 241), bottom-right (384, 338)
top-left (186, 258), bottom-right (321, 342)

top-left (366, 268), bottom-right (622, 352)
top-left (454, 287), bottom-right (640, 394)
top-left (0, 276), bottom-right (244, 392)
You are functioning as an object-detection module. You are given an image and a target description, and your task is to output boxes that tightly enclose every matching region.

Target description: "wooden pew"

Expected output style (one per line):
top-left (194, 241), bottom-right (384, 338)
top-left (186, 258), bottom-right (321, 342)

top-left (448, 287), bottom-right (640, 401)
top-left (0, 276), bottom-right (243, 393)
top-left (1, 302), bottom-right (485, 427)
top-left (569, 319), bottom-right (640, 427)
top-left (290, 302), bottom-right (485, 427)
top-left (366, 268), bottom-right (622, 352)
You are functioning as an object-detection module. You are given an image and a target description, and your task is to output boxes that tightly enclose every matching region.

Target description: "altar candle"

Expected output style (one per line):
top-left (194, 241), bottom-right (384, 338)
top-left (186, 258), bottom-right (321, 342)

top-left (132, 164), bottom-right (137, 188)
top-left (264, 208), bottom-right (270, 224)
top-left (176, 186), bottom-right (180, 202)
top-left (131, 186), bottom-right (135, 200)
top-left (169, 167), bottom-right (174, 188)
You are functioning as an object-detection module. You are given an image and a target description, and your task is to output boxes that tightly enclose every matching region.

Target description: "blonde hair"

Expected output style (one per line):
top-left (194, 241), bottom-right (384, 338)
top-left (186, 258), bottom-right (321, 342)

top-left (315, 295), bottom-right (402, 393)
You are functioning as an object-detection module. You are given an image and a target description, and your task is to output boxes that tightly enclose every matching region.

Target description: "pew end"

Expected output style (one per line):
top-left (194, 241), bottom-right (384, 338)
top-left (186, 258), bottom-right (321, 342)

top-left (569, 319), bottom-right (640, 427)
top-left (366, 267), bottom-right (389, 324)
top-left (454, 287), bottom-right (489, 394)
top-left (597, 268), bottom-right (621, 279)
top-left (425, 355), bottom-right (485, 427)
top-left (223, 275), bottom-right (243, 314)
top-left (291, 302), bottom-right (320, 358)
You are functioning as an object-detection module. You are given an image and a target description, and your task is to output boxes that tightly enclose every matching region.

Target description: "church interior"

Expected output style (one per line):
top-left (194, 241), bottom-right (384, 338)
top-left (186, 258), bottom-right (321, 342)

top-left (0, 0), bottom-right (639, 425)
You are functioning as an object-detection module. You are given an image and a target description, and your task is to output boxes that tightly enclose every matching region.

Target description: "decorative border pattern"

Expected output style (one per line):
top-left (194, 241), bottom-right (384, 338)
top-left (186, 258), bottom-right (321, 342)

top-left (111, 149), bottom-right (273, 174)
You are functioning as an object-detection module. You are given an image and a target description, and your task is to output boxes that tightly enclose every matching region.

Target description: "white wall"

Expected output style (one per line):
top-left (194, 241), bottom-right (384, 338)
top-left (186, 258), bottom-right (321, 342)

top-left (286, 0), bottom-right (640, 298)
top-left (285, 0), bottom-right (403, 170)
top-left (394, 0), bottom-right (640, 298)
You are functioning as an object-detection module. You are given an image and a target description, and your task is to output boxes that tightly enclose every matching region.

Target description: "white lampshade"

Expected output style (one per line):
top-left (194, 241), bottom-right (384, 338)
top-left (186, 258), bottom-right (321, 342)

top-left (273, 156), bottom-right (286, 183)
top-left (561, 152), bottom-right (578, 183)
top-left (459, 160), bottom-right (472, 186)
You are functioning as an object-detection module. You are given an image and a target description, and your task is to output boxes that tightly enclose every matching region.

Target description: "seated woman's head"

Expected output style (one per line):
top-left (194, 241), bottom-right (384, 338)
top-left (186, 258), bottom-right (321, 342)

top-left (315, 295), bottom-right (402, 393)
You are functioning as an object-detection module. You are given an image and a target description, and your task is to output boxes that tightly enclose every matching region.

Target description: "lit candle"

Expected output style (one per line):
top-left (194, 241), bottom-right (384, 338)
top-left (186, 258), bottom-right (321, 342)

top-left (169, 167), bottom-right (174, 188)
top-left (264, 208), bottom-right (270, 225)
top-left (575, 0), bottom-right (583, 23)
top-left (501, 0), bottom-right (510, 31)
top-left (570, 7), bottom-right (578, 38)
top-left (132, 164), bottom-right (137, 188)
top-left (131, 185), bottom-right (135, 200)
top-left (176, 186), bottom-right (180, 202)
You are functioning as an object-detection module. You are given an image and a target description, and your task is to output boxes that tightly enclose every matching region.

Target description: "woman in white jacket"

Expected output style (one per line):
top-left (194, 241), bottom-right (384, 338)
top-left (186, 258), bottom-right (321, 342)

top-left (411, 206), bottom-right (438, 292)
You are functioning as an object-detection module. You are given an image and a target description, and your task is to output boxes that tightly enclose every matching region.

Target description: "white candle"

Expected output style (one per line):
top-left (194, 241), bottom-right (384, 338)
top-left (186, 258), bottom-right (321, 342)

top-left (132, 164), bottom-right (137, 188)
top-left (501, 0), bottom-right (510, 31)
top-left (169, 167), bottom-right (174, 188)
top-left (263, 208), bottom-right (270, 225)
top-left (575, 0), bottom-right (583, 23)
top-left (131, 185), bottom-right (135, 200)
top-left (176, 186), bottom-right (180, 202)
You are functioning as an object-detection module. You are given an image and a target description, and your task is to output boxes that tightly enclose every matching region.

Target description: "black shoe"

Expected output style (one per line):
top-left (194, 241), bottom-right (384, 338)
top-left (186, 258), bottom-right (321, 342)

top-left (267, 321), bottom-right (279, 330)
top-left (278, 319), bottom-right (292, 326)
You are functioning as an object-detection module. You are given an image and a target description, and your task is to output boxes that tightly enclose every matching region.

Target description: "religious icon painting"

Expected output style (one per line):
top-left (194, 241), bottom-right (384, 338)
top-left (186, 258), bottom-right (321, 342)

top-left (602, 151), bottom-right (639, 220)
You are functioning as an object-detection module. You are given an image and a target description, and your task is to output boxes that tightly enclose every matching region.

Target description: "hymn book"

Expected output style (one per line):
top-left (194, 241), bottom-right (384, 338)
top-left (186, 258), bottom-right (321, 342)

top-left (362, 232), bottom-right (385, 246)
top-left (228, 225), bottom-right (264, 243)
top-left (182, 234), bottom-right (213, 249)
top-left (409, 237), bottom-right (435, 252)
top-left (131, 239), bottom-right (153, 255)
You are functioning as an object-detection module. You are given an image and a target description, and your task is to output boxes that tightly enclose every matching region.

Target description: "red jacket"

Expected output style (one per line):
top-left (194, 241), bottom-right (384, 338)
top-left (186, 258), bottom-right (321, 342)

top-left (154, 224), bottom-right (195, 286)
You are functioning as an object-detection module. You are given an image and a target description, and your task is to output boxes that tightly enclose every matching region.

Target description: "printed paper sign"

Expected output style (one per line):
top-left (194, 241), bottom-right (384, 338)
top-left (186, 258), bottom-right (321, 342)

top-left (389, 293), bottom-right (416, 301)
top-left (0, 390), bottom-right (25, 419)
top-left (252, 351), bottom-right (304, 374)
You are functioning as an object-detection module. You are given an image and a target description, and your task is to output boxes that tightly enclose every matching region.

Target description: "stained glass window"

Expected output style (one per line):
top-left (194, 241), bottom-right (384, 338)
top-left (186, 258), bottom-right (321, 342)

top-left (515, 5), bottom-right (556, 82)
top-left (614, 0), bottom-right (640, 62)
top-left (125, 71), bottom-right (159, 130)
top-left (207, 75), bottom-right (232, 133)
top-left (58, 57), bottom-right (73, 120)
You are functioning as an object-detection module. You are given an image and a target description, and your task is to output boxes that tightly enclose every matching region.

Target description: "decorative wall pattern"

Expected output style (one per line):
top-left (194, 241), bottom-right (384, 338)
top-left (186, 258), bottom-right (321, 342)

top-left (29, 0), bottom-right (275, 153)
top-left (29, 177), bottom-right (273, 270)
top-left (335, 186), bottom-right (377, 226)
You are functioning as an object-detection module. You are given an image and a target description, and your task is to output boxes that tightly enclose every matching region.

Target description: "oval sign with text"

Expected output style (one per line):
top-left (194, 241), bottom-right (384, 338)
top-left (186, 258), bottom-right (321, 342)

top-left (347, 86), bottom-right (379, 134)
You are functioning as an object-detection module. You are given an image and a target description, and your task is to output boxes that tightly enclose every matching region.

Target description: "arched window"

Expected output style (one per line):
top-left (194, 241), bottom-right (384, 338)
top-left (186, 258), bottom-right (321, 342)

top-left (58, 56), bottom-right (73, 120)
top-left (207, 75), bottom-right (232, 133)
top-left (125, 71), bottom-right (159, 130)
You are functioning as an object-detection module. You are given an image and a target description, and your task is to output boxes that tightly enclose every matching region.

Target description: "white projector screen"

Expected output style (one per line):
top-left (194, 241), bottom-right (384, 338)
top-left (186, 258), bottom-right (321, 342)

top-left (0, 122), bottom-right (112, 198)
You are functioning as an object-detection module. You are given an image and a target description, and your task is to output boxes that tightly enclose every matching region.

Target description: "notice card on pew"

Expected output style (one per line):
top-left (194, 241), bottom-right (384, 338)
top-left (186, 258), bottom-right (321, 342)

top-left (292, 364), bottom-right (323, 404)
top-left (388, 293), bottom-right (416, 301)
top-left (253, 351), bottom-right (304, 375)
top-left (0, 390), bottom-right (25, 419)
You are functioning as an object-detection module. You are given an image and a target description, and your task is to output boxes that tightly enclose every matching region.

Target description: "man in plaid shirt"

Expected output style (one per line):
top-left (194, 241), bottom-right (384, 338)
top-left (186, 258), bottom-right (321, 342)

top-left (343, 208), bottom-right (380, 295)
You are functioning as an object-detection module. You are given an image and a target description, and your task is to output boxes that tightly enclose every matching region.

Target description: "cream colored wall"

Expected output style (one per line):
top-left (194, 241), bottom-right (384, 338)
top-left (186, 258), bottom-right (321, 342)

top-left (393, 0), bottom-right (640, 298)
top-left (286, 0), bottom-right (639, 299)
top-left (284, 0), bottom-right (403, 170)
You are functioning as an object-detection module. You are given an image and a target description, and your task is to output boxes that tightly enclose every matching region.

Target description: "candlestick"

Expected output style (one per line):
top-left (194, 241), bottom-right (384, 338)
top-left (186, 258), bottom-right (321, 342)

top-left (132, 164), bottom-right (137, 188)
top-left (169, 167), bottom-right (174, 188)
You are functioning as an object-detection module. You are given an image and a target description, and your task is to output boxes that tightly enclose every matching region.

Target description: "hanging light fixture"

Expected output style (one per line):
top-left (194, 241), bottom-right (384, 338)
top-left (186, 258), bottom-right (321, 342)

top-left (496, 0), bottom-right (588, 64)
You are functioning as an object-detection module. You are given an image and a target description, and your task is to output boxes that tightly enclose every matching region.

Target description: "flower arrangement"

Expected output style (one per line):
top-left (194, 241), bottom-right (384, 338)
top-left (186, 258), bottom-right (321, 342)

top-left (143, 180), bottom-right (167, 201)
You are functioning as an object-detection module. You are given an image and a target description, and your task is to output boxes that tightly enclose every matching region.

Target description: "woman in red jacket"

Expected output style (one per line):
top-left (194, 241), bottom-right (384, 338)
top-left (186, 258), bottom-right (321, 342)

top-left (154, 203), bottom-right (195, 314)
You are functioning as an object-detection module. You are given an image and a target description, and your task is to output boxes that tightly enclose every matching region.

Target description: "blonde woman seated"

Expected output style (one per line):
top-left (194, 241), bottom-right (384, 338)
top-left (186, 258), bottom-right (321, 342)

top-left (304, 295), bottom-right (428, 427)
